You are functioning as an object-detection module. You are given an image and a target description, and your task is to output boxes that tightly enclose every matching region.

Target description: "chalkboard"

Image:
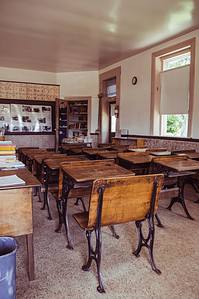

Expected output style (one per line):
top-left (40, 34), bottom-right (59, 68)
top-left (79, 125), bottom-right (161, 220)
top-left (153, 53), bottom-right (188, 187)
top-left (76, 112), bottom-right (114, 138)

top-left (0, 99), bottom-right (55, 135)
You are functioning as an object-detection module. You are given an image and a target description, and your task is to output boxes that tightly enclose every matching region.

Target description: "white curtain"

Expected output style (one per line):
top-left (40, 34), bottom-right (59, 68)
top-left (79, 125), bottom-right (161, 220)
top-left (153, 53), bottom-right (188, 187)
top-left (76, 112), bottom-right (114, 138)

top-left (160, 65), bottom-right (190, 114)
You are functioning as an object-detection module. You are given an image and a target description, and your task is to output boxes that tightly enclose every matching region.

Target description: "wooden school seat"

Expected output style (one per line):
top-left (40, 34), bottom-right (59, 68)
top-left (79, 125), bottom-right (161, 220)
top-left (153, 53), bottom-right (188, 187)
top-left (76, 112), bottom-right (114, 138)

top-left (42, 156), bottom-right (91, 220)
top-left (73, 174), bottom-right (163, 293)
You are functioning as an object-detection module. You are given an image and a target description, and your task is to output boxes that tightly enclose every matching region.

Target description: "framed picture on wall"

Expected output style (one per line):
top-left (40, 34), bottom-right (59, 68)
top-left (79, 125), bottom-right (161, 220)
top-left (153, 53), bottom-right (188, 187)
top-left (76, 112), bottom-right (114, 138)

top-left (0, 99), bottom-right (55, 135)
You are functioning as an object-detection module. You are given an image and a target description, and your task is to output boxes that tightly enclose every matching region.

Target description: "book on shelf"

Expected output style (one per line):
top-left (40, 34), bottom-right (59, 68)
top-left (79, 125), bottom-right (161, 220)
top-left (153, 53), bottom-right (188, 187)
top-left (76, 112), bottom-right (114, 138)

top-left (0, 175), bottom-right (26, 187)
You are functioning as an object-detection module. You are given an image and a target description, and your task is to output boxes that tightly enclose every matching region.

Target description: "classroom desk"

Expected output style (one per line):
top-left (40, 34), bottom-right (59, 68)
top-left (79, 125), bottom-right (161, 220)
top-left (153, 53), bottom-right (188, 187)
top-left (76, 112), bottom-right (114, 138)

top-left (177, 152), bottom-right (199, 161)
top-left (118, 152), bottom-right (153, 174)
top-left (110, 145), bottom-right (129, 152)
top-left (97, 143), bottom-right (113, 149)
top-left (156, 158), bottom-right (199, 172)
top-left (0, 168), bottom-right (40, 280)
top-left (17, 147), bottom-right (39, 161)
top-left (59, 160), bottom-right (134, 249)
top-left (33, 153), bottom-right (66, 179)
top-left (61, 143), bottom-right (91, 154)
top-left (82, 148), bottom-right (110, 159)
top-left (98, 151), bottom-right (119, 160)
top-left (21, 148), bottom-right (48, 170)
top-left (42, 155), bottom-right (87, 220)
top-left (69, 147), bottom-right (85, 155)
top-left (154, 158), bottom-right (199, 220)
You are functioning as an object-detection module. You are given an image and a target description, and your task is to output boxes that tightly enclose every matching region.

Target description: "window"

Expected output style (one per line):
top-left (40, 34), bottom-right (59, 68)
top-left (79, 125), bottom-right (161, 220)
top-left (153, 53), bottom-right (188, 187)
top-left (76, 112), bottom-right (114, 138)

top-left (151, 38), bottom-right (195, 138)
top-left (163, 51), bottom-right (191, 71)
top-left (160, 50), bottom-right (190, 137)
top-left (106, 78), bottom-right (116, 97)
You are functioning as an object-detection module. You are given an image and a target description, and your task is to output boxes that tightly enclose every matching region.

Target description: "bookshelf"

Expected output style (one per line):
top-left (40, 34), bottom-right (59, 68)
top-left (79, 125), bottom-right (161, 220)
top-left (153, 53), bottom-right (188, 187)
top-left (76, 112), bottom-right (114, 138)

top-left (58, 100), bottom-right (68, 145)
top-left (55, 97), bottom-right (90, 150)
top-left (68, 100), bottom-right (88, 137)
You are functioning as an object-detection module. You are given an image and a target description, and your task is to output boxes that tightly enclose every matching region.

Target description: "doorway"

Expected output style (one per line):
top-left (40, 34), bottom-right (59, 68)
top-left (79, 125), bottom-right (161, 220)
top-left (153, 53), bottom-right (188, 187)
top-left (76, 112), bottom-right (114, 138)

top-left (98, 66), bottom-right (121, 144)
top-left (109, 102), bottom-right (116, 142)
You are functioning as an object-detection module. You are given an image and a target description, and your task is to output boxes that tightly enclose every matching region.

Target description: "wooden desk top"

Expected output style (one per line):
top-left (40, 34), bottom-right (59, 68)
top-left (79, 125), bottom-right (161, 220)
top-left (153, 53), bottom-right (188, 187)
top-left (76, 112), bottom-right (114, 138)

top-left (98, 151), bottom-right (118, 159)
top-left (147, 148), bottom-right (167, 152)
top-left (61, 143), bottom-right (89, 150)
top-left (23, 149), bottom-right (48, 159)
top-left (34, 153), bottom-right (66, 165)
top-left (156, 158), bottom-right (199, 172)
top-left (69, 148), bottom-right (85, 154)
top-left (98, 143), bottom-right (112, 148)
top-left (83, 148), bottom-right (109, 155)
top-left (0, 168), bottom-right (40, 190)
top-left (118, 152), bottom-right (153, 164)
top-left (44, 155), bottom-right (87, 170)
top-left (61, 161), bottom-right (134, 183)
top-left (180, 152), bottom-right (199, 160)
top-left (110, 145), bottom-right (129, 152)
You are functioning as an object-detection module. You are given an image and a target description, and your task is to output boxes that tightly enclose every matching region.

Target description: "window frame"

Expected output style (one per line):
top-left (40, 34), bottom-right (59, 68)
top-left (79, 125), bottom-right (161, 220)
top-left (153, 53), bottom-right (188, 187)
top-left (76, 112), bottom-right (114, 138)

top-left (150, 38), bottom-right (196, 138)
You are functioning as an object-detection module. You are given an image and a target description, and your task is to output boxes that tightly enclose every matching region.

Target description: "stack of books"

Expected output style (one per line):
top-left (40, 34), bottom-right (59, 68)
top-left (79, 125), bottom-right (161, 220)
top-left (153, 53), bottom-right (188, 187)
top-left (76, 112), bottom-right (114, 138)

top-left (0, 141), bottom-right (16, 159)
top-left (0, 141), bottom-right (25, 169)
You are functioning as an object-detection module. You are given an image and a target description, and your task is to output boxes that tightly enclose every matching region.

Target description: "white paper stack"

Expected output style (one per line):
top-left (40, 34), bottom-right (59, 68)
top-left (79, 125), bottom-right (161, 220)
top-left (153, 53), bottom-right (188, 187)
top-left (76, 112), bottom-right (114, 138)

top-left (0, 175), bottom-right (26, 187)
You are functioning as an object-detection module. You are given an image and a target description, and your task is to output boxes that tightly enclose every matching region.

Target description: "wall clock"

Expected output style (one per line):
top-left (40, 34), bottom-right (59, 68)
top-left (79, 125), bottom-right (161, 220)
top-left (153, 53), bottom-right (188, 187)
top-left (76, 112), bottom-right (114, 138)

top-left (132, 76), bottom-right (137, 85)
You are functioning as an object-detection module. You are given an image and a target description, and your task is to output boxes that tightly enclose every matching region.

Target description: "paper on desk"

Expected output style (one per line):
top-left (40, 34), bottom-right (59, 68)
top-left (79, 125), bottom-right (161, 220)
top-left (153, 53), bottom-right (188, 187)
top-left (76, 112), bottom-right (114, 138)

top-left (150, 151), bottom-right (171, 156)
top-left (129, 148), bottom-right (147, 152)
top-left (0, 175), bottom-right (26, 187)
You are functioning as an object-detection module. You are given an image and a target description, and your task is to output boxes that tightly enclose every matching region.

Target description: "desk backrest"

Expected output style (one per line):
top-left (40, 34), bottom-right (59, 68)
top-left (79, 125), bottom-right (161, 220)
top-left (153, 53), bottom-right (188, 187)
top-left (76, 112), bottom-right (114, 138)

top-left (60, 159), bottom-right (115, 169)
top-left (118, 152), bottom-right (149, 158)
top-left (153, 155), bottom-right (187, 163)
top-left (87, 174), bottom-right (163, 228)
top-left (172, 149), bottom-right (196, 154)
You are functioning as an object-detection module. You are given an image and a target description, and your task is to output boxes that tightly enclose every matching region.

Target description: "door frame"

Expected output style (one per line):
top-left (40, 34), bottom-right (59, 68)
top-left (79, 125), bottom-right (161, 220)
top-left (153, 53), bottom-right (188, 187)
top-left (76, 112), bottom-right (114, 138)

top-left (98, 66), bottom-right (121, 143)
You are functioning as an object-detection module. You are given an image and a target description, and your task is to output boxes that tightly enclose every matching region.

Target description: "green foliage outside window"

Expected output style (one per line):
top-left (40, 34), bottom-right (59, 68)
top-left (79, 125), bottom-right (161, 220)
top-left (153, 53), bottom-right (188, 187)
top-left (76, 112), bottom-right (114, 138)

top-left (166, 114), bottom-right (187, 136)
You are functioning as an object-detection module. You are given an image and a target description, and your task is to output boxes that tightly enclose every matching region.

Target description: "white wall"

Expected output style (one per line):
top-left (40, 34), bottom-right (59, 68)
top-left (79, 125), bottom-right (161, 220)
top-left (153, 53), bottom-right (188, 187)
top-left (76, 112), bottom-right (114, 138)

top-left (0, 67), bottom-right (56, 84)
top-left (100, 29), bottom-right (199, 138)
top-left (56, 71), bottom-right (99, 133)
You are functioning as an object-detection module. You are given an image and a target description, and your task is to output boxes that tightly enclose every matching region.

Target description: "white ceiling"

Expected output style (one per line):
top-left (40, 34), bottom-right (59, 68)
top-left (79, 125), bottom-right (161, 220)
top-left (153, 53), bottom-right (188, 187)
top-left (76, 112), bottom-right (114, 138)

top-left (0, 0), bottom-right (198, 72)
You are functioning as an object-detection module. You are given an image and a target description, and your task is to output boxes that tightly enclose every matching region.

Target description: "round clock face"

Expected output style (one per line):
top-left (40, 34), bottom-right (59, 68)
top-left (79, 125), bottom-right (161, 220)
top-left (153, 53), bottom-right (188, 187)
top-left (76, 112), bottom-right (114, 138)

top-left (132, 76), bottom-right (137, 85)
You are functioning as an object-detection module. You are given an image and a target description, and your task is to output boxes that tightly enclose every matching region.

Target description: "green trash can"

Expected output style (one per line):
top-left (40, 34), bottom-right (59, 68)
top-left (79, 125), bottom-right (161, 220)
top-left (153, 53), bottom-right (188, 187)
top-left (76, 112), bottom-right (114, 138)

top-left (0, 237), bottom-right (17, 299)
